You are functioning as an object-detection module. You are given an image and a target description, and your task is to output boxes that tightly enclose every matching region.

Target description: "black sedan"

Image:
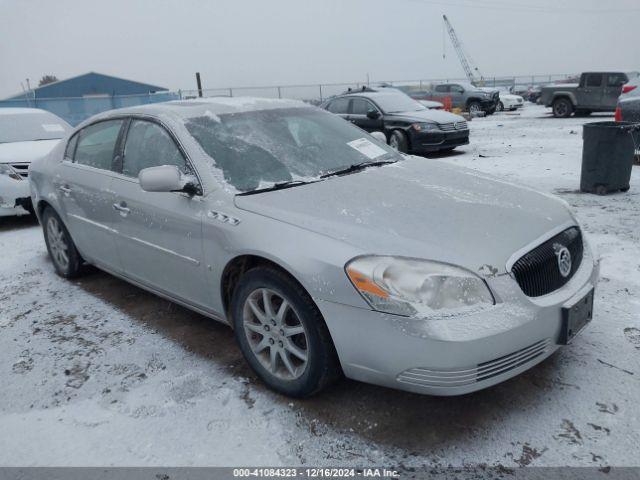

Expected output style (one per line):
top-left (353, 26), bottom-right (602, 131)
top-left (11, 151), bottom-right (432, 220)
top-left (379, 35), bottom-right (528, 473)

top-left (321, 90), bottom-right (470, 154)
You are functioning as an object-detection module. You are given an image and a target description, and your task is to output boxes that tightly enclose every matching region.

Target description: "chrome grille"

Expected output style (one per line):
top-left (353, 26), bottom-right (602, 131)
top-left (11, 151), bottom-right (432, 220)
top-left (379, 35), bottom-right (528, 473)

top-left (10, 162), bottom-right (30, 178)
top-left (397, 339), bottom-right (551, 388)
top-left (511, 227), bottom-right (583, 297)
top-left (438, 121), bottom-right (468, 131)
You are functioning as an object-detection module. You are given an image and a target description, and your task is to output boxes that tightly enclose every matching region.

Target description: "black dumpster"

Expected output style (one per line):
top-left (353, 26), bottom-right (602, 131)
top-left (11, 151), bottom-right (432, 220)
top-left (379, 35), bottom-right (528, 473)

top-left (580, 121), bottom-right (639, 194)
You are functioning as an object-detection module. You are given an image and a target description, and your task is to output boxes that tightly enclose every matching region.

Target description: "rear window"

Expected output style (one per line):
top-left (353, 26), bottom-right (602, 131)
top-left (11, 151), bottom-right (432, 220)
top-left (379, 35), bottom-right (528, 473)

top-left (0, 110), bottom-right (71, 143)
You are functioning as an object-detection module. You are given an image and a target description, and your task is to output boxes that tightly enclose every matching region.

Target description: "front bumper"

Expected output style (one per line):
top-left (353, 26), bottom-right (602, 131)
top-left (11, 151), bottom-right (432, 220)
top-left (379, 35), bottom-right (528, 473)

top-left (318, 242), bottom-right (599, 396)
top-left (409, 129), bottom-right (470, 153)
top-left (0, 177), bottom-right (31, 217)
top-left (481, 98), bottom-right (497, 111)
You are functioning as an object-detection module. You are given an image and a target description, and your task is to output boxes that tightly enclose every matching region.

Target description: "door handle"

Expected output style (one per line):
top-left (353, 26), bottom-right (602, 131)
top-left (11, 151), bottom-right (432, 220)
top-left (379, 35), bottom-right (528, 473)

top-left (58, 185), bottom-right (71, 196)
top-left (113, 202), bottom-right (130, 215)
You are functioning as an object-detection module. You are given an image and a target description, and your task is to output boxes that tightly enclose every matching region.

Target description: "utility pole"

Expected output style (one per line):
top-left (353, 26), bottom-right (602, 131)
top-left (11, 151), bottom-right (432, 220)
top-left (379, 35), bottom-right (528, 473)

top-left (195, 72), bottom-right (203, 98)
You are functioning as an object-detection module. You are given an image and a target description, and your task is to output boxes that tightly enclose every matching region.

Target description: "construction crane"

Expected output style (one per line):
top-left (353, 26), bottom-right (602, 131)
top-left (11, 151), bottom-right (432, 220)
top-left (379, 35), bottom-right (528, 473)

top-left (442, 14), bottom-right (484, 86)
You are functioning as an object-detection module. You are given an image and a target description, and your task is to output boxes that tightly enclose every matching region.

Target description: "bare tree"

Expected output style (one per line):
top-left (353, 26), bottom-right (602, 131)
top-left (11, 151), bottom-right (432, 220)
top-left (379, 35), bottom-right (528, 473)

top-left (38, 75), bottom-right (59, 87)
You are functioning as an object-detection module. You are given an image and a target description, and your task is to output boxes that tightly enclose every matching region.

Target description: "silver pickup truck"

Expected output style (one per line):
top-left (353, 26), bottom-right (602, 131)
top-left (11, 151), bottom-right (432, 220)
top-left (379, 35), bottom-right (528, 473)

top-left (540, 72), bottom-right (629, 118)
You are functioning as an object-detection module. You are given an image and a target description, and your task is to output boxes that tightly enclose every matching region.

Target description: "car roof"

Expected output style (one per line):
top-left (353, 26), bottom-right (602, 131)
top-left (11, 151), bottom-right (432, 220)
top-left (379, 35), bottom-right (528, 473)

top-left (336, 90), bottom-right (407, 101)
top-left (0, 107), bottom-right (52, 116)
top-left (91, 97), bottom-right (308, 123)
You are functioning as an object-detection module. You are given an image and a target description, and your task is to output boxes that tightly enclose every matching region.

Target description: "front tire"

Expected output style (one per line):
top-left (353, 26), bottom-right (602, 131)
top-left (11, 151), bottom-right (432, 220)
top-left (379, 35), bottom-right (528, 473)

top-left (42, 207), bottom-right (83, 278)
top-left (496, 101), bottom-right (504, 112)
top-left (231, 267), bottom-right (340, 397)
top-left (468, 101), bottom-right (482, 115)
top-left (552, 98), bottom-right (573, 118)
top-left (389, 130), bottom-right (409, 153)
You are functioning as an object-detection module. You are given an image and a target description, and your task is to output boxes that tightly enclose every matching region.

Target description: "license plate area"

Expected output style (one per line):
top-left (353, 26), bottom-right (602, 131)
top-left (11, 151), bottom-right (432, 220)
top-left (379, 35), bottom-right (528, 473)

top-left (559, 288), bottom-right (594, 345)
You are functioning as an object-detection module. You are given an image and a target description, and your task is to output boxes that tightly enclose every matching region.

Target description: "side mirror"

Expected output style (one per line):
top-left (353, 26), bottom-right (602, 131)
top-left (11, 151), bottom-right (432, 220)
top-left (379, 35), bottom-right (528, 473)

top-left (366, 110), bottom-right (381, 119)
top-left (138, 165), bottom-right (198, 195)
top-left (370, 131), bottom-right (387, 144)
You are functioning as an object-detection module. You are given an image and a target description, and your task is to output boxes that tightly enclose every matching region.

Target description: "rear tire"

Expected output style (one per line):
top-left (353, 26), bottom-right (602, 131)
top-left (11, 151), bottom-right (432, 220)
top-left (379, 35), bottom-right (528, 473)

top-left (231, 267), bottom-right (341, 397)
top-left (496, 101), bottom-right (504, 112)
top-left (42, 207), bottom-right (83, 278)
top-left (552, 98), bottom-right (573, 118)
top-left (389, 130), bottom-right (409, 153)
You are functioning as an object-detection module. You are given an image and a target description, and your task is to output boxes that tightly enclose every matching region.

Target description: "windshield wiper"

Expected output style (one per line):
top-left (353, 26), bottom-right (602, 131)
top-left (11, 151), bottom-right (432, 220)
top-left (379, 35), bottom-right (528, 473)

top-left (320, 160), bottom-right (397, 179)
top-left (238, 179), bottom-right (317, 196)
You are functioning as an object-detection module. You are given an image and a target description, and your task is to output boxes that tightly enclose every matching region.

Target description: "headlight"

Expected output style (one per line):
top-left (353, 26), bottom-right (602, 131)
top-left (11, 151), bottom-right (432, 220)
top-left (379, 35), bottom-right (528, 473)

top-left (0, 164), bottom-right (22, 181)
top-left (411, 122), bottom-right (440, 132)
top-left (346, 256), bottom-right (495, 317)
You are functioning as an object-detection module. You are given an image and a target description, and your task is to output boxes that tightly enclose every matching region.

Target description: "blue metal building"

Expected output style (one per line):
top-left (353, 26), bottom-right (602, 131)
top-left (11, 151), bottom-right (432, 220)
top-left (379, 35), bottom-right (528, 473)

top-left (0, 72), bottom-right (178, 125)
top-left (6, 72), bottom-right (168, 99)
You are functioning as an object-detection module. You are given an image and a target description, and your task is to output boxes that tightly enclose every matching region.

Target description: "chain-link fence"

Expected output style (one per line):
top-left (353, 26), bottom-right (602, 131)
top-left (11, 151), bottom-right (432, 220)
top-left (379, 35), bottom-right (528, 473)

top-left (0, 73), bottom-right (578, 125)
top-left (182, 73), bottom-right (578, 103)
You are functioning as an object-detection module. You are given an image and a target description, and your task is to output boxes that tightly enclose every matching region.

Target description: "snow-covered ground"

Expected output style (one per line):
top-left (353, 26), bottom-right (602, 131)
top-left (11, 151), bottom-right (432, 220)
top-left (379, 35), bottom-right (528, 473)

top-left (0, 104), bottom-right (638, 468)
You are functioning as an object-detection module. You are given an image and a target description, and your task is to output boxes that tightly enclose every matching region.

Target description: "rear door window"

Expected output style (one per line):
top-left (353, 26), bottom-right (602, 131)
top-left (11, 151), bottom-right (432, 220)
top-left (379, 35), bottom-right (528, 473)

top-left (122, 120), bottom-right (187, 178)
top-left (74, 120), bottom-right (124, 170)
top-left (351, 98), bottom-right (377, 115)
top-left (327, 97), bottom-right (350, 114)
top-left (585, 74), bottom-right (603, 87)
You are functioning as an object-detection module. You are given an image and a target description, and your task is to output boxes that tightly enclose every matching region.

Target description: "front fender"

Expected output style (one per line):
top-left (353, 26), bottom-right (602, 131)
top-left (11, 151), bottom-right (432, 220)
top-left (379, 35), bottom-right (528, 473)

top-left (549, 91), bottom-right (577, 107)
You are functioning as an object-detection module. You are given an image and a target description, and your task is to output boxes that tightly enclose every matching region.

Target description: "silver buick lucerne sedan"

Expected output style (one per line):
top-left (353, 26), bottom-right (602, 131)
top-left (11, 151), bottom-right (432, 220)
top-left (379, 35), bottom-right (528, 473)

top-left (29, 98), bottom-right (599, 397)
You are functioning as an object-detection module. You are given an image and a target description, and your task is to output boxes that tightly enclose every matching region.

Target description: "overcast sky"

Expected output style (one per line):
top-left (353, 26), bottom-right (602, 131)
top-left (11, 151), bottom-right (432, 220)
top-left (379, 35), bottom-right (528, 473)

top-left (1, 0), bottom-right (639, 98)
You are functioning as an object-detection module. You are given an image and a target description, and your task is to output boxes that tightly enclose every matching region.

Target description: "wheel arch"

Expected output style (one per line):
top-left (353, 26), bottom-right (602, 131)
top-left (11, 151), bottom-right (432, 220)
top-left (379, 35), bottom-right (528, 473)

top-left (36, 199), bottom-right (57, 223)
top-left (552, 92), bottom-right (577, 106)
top-left (466, 97), bottom-right (482, 107)
top-left (389, 127), bottom-right (412, 151)
top-left (220, 254), bottom-right (316, 324)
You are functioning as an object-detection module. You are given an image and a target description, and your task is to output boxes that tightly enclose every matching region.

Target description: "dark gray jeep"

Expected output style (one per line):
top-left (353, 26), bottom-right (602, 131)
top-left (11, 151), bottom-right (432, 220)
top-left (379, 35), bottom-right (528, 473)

top-left (540, 72), bottom-right (629, 118)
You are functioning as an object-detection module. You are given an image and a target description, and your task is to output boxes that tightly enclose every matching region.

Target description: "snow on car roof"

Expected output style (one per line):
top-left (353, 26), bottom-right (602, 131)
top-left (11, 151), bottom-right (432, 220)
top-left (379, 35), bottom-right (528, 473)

top-left (0, 107), bottom-right (52, 116)
top-left (96, 97), bottom-right (308, 122)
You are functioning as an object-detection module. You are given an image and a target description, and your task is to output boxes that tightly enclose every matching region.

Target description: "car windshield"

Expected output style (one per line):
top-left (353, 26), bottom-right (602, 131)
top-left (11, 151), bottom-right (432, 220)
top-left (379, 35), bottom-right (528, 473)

top-left (372, 93), bottom-right (426, 113)
top-left (0, 111), bottom-right (70, 143)
top-left (184, 106), bottom-right (401, 192)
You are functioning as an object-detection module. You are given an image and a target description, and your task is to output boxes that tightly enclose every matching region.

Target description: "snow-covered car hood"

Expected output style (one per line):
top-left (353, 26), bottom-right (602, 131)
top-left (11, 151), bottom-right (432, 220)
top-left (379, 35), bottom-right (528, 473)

top-left (0, 139), bottom-right (60, 164)
top-left (235, 157), bottom-right (573, 275)
top-left (386, 109), bottom-right (466, 124)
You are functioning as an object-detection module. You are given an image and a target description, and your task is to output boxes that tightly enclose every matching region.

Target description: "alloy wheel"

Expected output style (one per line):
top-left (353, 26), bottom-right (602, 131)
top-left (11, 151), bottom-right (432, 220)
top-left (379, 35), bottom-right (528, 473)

top-left (47, 216), bottom-right (69, 271)
top-left (469, 103), bottom-right (482, 114)
top-left (242, 288), bottom-right (309, 381)
top-left (389, 135), bottom-right (399, 150)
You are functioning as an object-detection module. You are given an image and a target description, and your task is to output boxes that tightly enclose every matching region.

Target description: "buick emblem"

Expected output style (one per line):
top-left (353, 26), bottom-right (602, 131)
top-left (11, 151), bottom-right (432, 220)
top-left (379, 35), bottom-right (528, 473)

top-left (555, 246), bottom-right (572, 278)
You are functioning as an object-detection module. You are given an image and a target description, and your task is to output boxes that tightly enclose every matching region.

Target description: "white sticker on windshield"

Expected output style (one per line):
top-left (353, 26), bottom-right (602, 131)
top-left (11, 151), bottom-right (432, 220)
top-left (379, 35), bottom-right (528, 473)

top-left (347, 138), bottom-right (387, 159)
top-left (42, 124), bottom-right (65, 132)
